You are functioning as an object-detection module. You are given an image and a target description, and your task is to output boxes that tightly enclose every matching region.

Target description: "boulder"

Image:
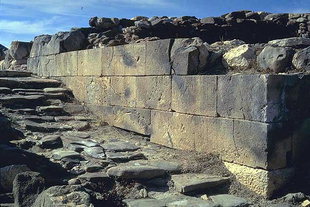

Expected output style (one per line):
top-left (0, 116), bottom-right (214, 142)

top-left (222, 44), bottom-right (256, 70)
top-left (268, 37), bottom-right (310, 48)
top-left (30, 31), bottom-right (86, 57)
top-left (13, 171), bottom-right (45, 207)
top-left (257, 46), bottom-right (294, 72)
top-left (0, 165), bottom-right (30, 192)
top-left (292, 46), bottom-right (310, 71)
top-left (89, 16), bottom-right (120, 29)
top-left (171, 37), bottom-right (210, 74)
top-left (32, 185), bottom-right (92, 207)
top-left (0, 44), bottom-right (8, 61)
top-left (9, 41), bottom-right (32, 60)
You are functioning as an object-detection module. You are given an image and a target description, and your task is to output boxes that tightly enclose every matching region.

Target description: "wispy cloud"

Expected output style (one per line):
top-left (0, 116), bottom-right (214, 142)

top-left (0, 17), bottom-right (68, 35)
top-left (0, 0), bottom-right (174, 17)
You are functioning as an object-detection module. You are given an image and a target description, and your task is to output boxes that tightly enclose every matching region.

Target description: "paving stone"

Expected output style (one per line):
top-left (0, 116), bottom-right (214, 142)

top-left (66, 121), bottom-right (91, 131)
top-left (124, 199), bottom-right (166, 207)
top-left (83, 147), bottom-right (105, 159)
top-left (107, 165), bottom-right (166, 179)
top-left (210, 194), bottom-right (250, 207)
top-left (102, 140), bottom-right (140, 152)
top-left (106, 151), bottom-right (145, 162)
top-left (61, 131), bottom-right (91, 139)
top-left (39, 135), bottom-right (63, 149)
top-left (51, 150), bottom-right (82, 160)
top-left (132, 160), bottom-right (182, 174)
top-left (171, 173), bottom-right (230, 194)
top-left (78, 172), bottom-right (112, 183)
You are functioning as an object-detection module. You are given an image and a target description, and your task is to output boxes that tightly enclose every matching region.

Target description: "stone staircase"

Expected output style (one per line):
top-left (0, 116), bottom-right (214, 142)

top-left (0, 70), bottom-right (301, 207)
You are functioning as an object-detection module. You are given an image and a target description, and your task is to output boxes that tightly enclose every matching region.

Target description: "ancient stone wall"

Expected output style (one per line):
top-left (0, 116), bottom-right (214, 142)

top-left (27, 38), bottom-right (310, 197)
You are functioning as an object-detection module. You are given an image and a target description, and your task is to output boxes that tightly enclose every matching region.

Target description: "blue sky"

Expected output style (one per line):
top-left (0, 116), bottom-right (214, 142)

top-left (0, 0), bottom-right (309, 47)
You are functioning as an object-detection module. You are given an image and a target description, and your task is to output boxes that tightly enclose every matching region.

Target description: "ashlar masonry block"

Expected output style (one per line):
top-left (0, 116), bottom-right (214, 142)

top-left (172, 75), bottom-right (217, 116)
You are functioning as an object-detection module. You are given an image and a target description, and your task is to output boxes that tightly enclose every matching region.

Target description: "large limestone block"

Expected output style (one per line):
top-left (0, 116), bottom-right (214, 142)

top-left (55, 51), bottom-right (78, 76)
top-left (172, 75), bottom-right (216, 116)
top-left (151, 111), bottom-right (234, 153)
top-left (145, 39), bottom-right (171, 75)
top-left (62, 77), bottom-right (88, 102)
top-left (217, 74), bottom-right (310, 123)
top-left (224, 162), bottom-right (294, 198)
top-left (30, 35), bottom-right (52, 58)
top-left (151, 111), bottom-right (290, 169)
top-left (88, 105), bottom-right (151, 135)
top-left (85, 77), bottom-right (110, 105)
top-left (110, 76), bottom-right (171, 110)
top-left (78, 48), bottom-right (105, 76)
top-left (107, 39), bottom-right (172, 76)
top-left (109, 43), bottom-right (146, 75)
top-left (27, 57), bottom-right (40, 75)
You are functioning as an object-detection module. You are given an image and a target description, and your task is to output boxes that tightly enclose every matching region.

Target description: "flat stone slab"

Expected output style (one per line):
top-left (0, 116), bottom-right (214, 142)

top-left (52, 150), bottom-right (82, 160)
top-left (171, 173), bottom-right (230, 193)
top-left (40, 135), bottom-right (63, 149)
top-left (0, 87), bottom-right (12, 94)
top-left (101, 140), bottom-right (140, 152)
top-left (0, 70), bottom-right (32, 77)
top-left (106, 151), bottom-right (145, 162)
top-left (83, 147), bottom-right (105, 159)
top-left (0, 77), bottom-right (61, 89)
top-left (0, 95), bottom-right (45, 105)
top-left (107, 165), bottom-right (166, 179)
top-left (43, 88), bottom-right (70, 93)
top-left (78, 172), bottom-right (111, 183)
top-left (210, 194), bottom-right (250, 207)
top-left (130, 160), bottom-right (182, 174)
top-left (25, 121), bottom-right (73, 133)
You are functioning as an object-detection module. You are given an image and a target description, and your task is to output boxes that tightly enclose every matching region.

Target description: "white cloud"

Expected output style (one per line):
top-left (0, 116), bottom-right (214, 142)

top-left (1, 0), bottom-right (174, 16)
top-left (0, 17), bottom-right (68, 35)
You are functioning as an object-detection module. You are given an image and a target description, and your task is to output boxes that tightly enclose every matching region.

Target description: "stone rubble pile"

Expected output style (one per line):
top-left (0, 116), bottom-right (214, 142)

top-left (0, 70), bottom-right (308, 206)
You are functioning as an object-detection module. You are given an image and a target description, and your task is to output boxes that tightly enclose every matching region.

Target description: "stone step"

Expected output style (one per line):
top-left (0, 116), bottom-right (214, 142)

top-left (43, 88), bottom-right (70, 94)
top-left (0, 95), bottom-right (46, 107)
top-left (12, 88), bottom-right (43, 93)
top-left (36, 105), bottom-right (65, 115)
top-left (24, 115), bottom-right (56, 123)
top-left (0, 193), bottom-right (14, 203)
top-left (0, 70), bottom-right (32, 77)
top-left (0, 77), bottom-right (61, 89)
top-left (24, 121), bottom-right (73, 133)
top-left (0, 87), bottom-right (12, 94)
top-left (0, 203), bottom-right (14, 207)
top-left (171, 173), bottom-right (230, 194)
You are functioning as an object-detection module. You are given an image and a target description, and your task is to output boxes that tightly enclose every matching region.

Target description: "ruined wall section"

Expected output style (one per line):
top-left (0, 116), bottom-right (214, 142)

top-left (27, 39), bottom-right (310, 197)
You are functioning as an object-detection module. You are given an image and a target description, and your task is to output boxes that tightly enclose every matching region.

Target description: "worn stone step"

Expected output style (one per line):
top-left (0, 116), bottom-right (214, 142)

top-left (44, 92), bottom-right (68, 100)
top-left (0, 193), bottom-right (13, 203)
top-left (24, 115), bottom-right (56, 123)
top-left (24, 121), bottom-right (73, 133)
top-left (0, 87), bottom-right (12, 94)
top-left (0, 70), bottom-right (32, 77)
top-left (0, 203), bottom-right (14, 207)
top-left (36, 105), bottom-right (65, 115)
top-left (171, 173), bottom-right (230, 194)
top-left (0, 77), bottom-right (61, 89)
top-left (17, 108), bottom-right (37, 115)
top-left (43, 88), bottom-right (70, 94)
top-left (107, 164), bottom-right (166, 179)
top-left (0, 95), bottom-right (46, 107)
top-left (12, 88), bottom-right (43, 93)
